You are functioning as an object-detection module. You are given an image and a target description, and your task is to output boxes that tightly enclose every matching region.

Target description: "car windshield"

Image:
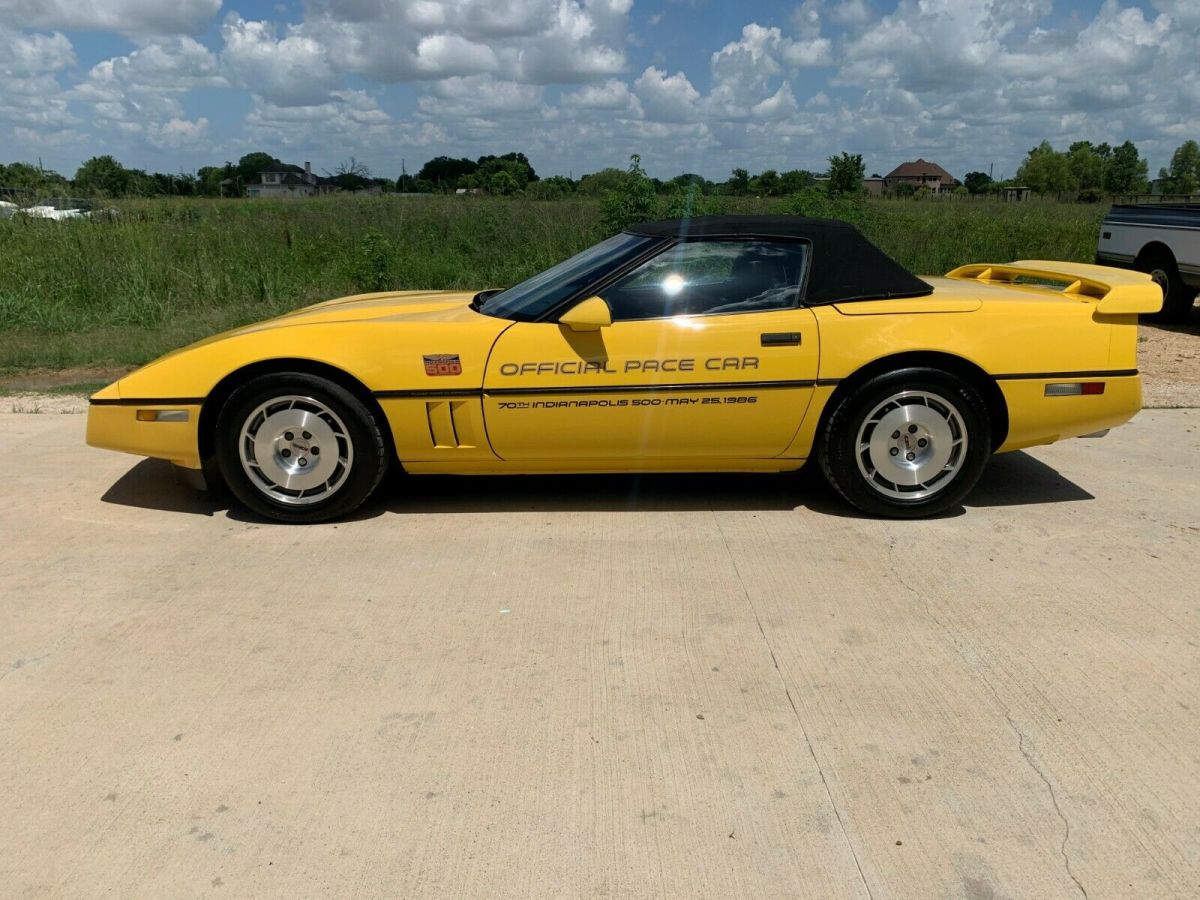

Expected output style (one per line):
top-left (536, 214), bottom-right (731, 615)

top-left (477, 232), bottom-right (661, 321)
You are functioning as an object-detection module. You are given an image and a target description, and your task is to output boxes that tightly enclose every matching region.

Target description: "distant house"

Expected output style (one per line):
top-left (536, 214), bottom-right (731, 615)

top-left (863, 176), bottom-right (886, 197)
top-left (246, 161), bottom-right (332, 198)
top-left (883, 159), bottom-right (959, 194)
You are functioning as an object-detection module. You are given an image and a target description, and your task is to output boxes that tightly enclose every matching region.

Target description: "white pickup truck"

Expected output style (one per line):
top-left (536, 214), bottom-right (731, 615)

top-left (1096, 204), bottom-right (1199, 323)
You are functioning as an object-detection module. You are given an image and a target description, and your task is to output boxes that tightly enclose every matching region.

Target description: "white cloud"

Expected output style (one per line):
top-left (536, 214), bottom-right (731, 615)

top-left (829, 0), bottom-right (873, 26)
top-left (418, 74), bottom-right (544, 117)
top-left (633, 66), bottom-right (700, 123)
top-left (413, 33), bottom-right (499, 75)
top-left (782, 36), bottom-right (833, 67)
top-left (147, 116), bottom-right (209, 149)
top-left (0, 0), bottom-right (221, 37)
top-left (243, 89), bottom-right (393, 149)
top-left (1151, 0), bottom-right (1200, 29)
top-left (73, 37), bottom-right (224, 125)
top-left (705, 24), bottom-right (824, 120)
top-left (300, 0), bottom-right (629, 83)
top-left (0, 26), bottom-right (75, 132)
top-left (750, 82), bottom-right (798, 118)
top-left (0, 25), bottom-right (73, 76)
top-left (220, 16), bottom-right (338, 106)
top-left (790, 0), bottom-right (822, 39)
top-left (562, 78), bottom-right (640, 113)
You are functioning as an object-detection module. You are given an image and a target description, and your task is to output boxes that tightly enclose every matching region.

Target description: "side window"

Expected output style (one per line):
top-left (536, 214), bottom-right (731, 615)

top-left (598, 240), bottom-right (808, 321)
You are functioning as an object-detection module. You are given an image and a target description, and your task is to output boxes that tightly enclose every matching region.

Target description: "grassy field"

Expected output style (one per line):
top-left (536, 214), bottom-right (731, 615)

top-left (0, 194), bottom-right (1105, 373)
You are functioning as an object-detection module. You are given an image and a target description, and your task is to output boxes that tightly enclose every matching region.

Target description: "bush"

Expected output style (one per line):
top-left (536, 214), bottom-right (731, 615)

top-left (789, 189), bottom-right (873, 228)
top-left (349, 230), bottom-right (396, 292)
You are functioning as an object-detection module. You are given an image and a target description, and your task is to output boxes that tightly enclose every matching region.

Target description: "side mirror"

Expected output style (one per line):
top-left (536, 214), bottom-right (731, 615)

top-left (558, 296), bottom-right (612, 332)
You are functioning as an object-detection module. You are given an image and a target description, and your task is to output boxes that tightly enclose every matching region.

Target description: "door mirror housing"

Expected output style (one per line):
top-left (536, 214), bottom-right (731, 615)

top-left (559, 296), bottom-right (612, 332)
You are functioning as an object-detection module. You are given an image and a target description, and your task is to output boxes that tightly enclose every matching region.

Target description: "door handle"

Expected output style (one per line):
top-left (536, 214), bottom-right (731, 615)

top-left (760, 332), bottom-right (801, 346)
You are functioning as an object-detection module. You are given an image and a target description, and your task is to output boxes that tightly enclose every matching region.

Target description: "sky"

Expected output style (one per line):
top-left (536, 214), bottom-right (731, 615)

top-left (1, 0), bottom-right (1198, 183)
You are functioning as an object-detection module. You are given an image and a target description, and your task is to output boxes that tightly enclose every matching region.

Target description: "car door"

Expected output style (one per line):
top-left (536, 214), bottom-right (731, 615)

top-left (482, 238), bottom-right (820, 462)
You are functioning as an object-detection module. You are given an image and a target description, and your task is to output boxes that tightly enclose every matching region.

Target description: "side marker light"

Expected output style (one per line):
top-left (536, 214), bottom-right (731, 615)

top-left (1044, 382), bottom-right (1105, 397)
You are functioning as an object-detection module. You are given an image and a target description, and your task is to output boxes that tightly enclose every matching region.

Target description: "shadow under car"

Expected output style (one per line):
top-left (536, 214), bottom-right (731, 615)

top-left (100, 450), bottom-right (1094, 523)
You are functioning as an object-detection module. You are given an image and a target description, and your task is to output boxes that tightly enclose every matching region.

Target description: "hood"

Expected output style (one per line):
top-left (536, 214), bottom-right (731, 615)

top-left (252, 289), bottom-right (483, 329)
top-left (132, 290), bottom-right (496, 372)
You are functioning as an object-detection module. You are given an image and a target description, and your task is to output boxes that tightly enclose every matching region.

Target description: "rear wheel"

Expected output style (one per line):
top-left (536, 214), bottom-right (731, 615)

top-left (215, 373), bottom-right (389, 523)
top-left (818, 368), bottom-right (991, 518)
top-left (1137, 249), bottom-right (1196, 324)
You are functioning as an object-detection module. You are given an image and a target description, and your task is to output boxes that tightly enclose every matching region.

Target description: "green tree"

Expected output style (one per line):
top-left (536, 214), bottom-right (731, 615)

top-left (779, 169), bottom-right (814, 193)
top-left (326, 157), bottom-right (373, 191)
top-left (826, 152), bottom-right (865, 196)
top-left (487, 170), bottom-right (519, 195)
top-left (671, 173), bottom-right (708, 193)
top-left (0, 161), bottom-right (69, 196)
top-left (601, 154), bottom-right (657, 234)
top-left (74, 155), bottom-right (139, 196)
top-left (1102, 140), bottom-right (1148, 194)
top-left (750, 169), bottom-right (781, 196)
top-left (526, 175), bottom-right (574, 200)
top-left (1160, 140), bottom-right (1200, 195)
top-left (235, 152), bottom-right (283, 179)
top-left (416, 156), bottom-right (477, 190)
top-left (1067, 141), bottom-right (1103, 191)
top-left (726, 168), bottom-right (751, 196)
top-left (1015, 142), bottom-right (1076, 195)
top-left (962, 171), bottom-right (993, 194)
top-left (577, 168), bottom-right (626, 195)
top-left (476, 152), bottom-right (537, 187)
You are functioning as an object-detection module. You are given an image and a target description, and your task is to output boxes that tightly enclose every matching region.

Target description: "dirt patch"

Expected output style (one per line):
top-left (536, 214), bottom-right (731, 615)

top-left (1139, 315), bottom-right (1200, 408)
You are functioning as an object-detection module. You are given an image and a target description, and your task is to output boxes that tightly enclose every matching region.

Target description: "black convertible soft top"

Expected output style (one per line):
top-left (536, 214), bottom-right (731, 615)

top-left (626, 215), bottom-right (933, 305)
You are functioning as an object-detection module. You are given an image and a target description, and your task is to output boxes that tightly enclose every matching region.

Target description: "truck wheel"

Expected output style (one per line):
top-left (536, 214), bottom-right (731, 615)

top-left (1137, 250), bottom-right (1196, 324)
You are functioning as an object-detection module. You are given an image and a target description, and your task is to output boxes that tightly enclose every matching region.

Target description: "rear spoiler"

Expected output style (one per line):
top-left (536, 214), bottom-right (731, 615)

top-left (945, 260), bottom-right (1163, 315)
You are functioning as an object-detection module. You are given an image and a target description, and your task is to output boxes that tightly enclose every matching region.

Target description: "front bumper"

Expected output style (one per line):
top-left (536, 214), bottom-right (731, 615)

top-left (86, 384), bottom-right (203, 469)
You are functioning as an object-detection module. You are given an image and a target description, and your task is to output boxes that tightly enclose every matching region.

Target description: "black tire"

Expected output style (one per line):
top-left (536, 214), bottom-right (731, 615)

top-left (215, 372), bottom-right (389, 523)
top-left (1136, 250), bottom-right (1196, 324)
top-left (817, 368), bottom-right (991, 518)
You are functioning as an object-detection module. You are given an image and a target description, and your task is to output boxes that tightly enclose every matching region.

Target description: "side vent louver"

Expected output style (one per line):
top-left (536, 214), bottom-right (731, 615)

top-left (425, 401), bottom-right (475, 449)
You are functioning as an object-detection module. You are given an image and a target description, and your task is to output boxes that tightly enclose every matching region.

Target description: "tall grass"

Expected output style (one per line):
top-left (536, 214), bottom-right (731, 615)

top-left (0, 194), bottom-right (1104, 371)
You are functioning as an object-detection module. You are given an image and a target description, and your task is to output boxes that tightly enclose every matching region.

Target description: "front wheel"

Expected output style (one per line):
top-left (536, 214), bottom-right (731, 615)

top-left (818, 368), bottom-right (991, 518)
top-left (215, 373), bottom-right (390, 523)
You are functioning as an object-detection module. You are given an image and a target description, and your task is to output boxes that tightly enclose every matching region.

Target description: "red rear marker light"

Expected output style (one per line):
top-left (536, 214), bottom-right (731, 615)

top-left (1081, 382), bottom-right (1105, 395)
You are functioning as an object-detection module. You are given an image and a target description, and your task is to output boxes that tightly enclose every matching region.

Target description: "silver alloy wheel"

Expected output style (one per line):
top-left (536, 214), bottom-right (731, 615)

top-left (855, 390), bottom-right (967, 501)
top-left (237, 395), bottom-right (354, 505)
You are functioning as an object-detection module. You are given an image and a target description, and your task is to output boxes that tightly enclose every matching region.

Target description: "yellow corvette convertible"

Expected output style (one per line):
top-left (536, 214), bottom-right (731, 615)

top-left (87, 215), bottom-right (1161, 522)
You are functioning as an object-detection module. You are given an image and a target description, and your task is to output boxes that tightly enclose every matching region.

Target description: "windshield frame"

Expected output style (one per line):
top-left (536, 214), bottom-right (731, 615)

top-left (476, 232), bottom-right (667, 322)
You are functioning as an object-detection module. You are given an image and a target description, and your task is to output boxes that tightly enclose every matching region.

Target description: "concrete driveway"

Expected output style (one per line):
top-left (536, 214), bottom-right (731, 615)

top-left (2, 408), bottom-right (1198, 898)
